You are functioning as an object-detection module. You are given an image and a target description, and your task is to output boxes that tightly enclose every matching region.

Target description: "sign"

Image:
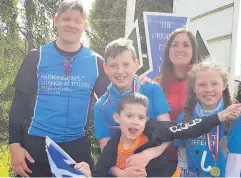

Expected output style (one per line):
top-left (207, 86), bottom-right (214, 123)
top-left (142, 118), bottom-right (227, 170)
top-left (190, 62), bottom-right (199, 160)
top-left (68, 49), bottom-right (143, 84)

top-left (143, 12), bottom-right (189, 78)
top-left (125, 19), bottom-right (143, 68)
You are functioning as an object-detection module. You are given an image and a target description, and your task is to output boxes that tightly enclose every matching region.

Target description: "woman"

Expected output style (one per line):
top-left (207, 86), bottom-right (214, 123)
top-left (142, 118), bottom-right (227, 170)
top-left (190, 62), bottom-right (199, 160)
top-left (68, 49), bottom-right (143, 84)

top-left (155, 28), bottom-right (202, 166)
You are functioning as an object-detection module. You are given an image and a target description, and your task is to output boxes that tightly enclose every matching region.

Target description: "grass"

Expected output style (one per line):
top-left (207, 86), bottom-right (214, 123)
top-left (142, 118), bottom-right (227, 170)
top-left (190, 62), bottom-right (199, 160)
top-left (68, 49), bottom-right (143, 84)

top-left (92, 153), bottom-right (100, 165)
top-left (0, 143), bottom-right (10, 177)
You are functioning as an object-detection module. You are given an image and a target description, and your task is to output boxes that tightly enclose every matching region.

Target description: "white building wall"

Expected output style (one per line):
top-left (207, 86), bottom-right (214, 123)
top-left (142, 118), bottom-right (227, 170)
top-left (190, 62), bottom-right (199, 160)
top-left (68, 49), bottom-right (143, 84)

top-left (173, 0), bottom-right (241, 94)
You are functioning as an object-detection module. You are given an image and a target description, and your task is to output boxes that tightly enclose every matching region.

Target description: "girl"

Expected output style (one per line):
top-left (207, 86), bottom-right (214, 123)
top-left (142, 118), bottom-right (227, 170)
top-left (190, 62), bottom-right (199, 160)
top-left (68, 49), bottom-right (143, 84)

top-left (155, 27), bottom-right (202, 165)
top-left (176, 60), bottom-right (241, 177)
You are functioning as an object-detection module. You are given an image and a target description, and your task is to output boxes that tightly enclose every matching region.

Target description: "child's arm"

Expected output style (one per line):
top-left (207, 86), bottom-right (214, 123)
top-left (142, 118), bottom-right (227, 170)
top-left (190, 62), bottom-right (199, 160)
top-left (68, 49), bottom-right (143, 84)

top-left (125, 142), bottom-right (171, 168)
top-left (126, 105), bottom-right (241, 169)
top-left (145, 103), bottom-right (241, 142)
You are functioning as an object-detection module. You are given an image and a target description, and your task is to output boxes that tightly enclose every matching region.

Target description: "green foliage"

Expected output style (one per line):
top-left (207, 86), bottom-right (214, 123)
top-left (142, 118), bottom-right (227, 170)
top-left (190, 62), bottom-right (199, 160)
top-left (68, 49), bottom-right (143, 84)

top-left (0, 0), bottom-right (19, 38)
top-left (0, 0), bottom-right (59, 173)
top-left (89, 0), bottom-right (172, 74)
top-left (0, 143), bottom-right (11, 177)
top-left (0, 56), bottom-right (22, 142)
top-left (87, 99), bottom-right (101, 159)
top-left (89, 0), bottom-right (126, 56)
top-left (19, 0), bottom-right (58, 50)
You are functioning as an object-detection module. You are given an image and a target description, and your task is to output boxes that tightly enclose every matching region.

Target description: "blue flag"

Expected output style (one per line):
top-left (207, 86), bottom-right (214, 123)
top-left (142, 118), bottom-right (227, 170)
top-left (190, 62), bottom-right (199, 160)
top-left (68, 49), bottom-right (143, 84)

top-left (45, 137), bottom-right (85, 177)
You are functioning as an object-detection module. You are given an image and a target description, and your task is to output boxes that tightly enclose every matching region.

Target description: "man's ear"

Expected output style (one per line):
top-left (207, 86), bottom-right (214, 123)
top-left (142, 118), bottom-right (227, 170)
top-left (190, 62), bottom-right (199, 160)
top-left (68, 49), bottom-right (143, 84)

top-left (84, 19), bottom-right (89, 31)
top-left (103, 64), bottom-right (108, 74)
top-left (113, 113), bottom-right (120, 124)
top-left (53, 15), bottom-right (58, 26)
top-left (192, 86), bottom-right (196, 93)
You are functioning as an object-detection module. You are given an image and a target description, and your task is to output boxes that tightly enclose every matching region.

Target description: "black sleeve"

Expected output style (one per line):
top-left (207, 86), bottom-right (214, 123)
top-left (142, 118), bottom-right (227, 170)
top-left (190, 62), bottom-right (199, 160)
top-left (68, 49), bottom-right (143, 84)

top-left (14, 50), bottom-right (39, 94)
top-left (144, 114), bottom-right (221, 142)
top-left (9, 50), bottom-right (39, 145)
top-left (9, 89), bottom-right (31, 144)
top-left (93, 56), bottom-right (110, 98)
top-left (94, 137), bottom-right (118, 177)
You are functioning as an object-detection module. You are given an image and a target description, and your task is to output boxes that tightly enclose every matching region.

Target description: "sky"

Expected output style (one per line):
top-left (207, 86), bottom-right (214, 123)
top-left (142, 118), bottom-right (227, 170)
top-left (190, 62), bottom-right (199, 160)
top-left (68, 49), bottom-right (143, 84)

top-left (18, 0), bottom-right (95, 14)
top-left (84, 0), bottom-right (95, 14)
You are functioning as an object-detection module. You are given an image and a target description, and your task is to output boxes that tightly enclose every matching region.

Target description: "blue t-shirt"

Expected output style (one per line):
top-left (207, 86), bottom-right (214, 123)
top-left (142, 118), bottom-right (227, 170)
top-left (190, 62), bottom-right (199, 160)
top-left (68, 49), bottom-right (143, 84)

top-left (175, 112), bottom-right (241, 177)
top-left (27, 42), bottom-right (109, 142)
top-left (94, 79), bottom-right (171, 139)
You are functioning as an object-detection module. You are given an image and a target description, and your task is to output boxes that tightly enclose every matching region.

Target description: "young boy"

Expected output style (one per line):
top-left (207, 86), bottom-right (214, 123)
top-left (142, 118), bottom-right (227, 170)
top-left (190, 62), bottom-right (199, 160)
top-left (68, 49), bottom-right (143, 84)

top-left (9, 0), bottom-right (110, 177)
top-left (80, 93), bottom-right (241, 177)
top-left (94, 38), bottom-right (173, 176)
top-left (95, 93), bottom-right (175, 177)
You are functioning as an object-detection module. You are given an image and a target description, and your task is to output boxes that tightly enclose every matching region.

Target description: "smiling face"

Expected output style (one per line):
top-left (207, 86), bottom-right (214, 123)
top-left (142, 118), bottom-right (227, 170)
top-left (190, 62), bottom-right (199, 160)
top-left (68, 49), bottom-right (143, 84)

top-left (169, 32), bottom-right (193, 67)
top-left (194, 69), bottom-right (226, 110)
top-left (54, 10), bottom-right (86, 44)
top-left (114, 103), bottom-right (147, 142)
top-left (105, 50), bottom-right (138, 93)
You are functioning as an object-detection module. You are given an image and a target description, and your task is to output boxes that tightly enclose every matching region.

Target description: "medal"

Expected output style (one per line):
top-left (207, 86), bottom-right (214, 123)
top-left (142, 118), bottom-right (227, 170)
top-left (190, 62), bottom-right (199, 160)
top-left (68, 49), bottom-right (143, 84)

top-left (210, 166), bottom-right (220, 177)
top-left (207, 126), bottom-right (220, 177)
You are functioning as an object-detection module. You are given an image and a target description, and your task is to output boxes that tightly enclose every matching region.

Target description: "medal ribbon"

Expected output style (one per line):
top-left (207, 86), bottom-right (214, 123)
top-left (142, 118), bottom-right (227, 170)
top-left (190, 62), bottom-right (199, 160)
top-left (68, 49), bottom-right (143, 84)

top-left (207, 126), bottom-right (219, 162)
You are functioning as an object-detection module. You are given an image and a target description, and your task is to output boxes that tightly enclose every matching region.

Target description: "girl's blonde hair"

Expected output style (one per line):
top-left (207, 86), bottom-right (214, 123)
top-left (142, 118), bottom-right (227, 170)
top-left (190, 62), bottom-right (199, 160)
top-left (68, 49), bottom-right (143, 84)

top-left (183, 59), bottom-right (232, 154)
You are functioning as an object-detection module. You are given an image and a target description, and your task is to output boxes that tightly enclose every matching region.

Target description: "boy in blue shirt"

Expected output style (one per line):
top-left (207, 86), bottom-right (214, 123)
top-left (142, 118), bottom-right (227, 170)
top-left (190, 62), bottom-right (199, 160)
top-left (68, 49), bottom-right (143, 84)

top-left (94, 38), bottom-right (172, 176)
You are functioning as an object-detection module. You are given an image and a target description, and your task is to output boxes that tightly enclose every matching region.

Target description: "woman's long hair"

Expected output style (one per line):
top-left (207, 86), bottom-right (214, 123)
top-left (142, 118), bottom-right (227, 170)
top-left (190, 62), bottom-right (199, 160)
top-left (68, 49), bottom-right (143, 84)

top-left (158, 28), bottom-right (202, 94)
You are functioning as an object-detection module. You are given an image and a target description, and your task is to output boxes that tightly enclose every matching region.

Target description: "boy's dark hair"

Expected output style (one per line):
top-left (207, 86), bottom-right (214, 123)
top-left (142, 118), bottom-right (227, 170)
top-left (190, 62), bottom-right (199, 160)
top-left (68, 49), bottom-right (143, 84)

top-left (104, 38), bottom-right (137, 63)
top-left (56, 0), bottom-right (87, 18)
top-left (116, 93), bottom-right (149, 114)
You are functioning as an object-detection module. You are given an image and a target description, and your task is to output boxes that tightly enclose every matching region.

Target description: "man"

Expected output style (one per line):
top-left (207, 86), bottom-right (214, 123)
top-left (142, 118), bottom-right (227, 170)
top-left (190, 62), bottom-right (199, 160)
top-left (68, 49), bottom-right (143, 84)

top-left (9, 0), bottom-right (109, 177)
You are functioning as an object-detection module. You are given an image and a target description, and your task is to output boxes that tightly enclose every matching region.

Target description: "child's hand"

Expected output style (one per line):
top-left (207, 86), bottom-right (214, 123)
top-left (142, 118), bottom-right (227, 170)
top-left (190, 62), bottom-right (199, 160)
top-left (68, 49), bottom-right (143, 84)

top-left (218, 103), bottom-right (241, 122)
top-left (74, 162), bottom-right (91, 178)
top-left (139, 75), bottom-right (152, 85)
top-left (119, 166), bottom-right (147, 177)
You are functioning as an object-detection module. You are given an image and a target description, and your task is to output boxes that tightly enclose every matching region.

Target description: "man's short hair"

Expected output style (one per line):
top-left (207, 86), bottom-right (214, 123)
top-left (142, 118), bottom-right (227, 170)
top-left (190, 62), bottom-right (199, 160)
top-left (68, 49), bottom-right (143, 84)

top-left (56, 0), bottom-right (87, 18)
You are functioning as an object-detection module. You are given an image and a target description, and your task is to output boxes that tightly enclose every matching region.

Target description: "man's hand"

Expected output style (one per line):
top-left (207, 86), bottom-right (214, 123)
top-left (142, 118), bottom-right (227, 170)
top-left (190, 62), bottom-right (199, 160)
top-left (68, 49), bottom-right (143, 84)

top-left (118, 166), bottom-right (147, 177)
top-left (218, 103), bottom-right (241, 122)
top-left (74, 162), bottom-right (91, 178)
top-left (9, 143), bottom-right (34, 177)
top-left (126, 151), bottom-right (151, 168)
